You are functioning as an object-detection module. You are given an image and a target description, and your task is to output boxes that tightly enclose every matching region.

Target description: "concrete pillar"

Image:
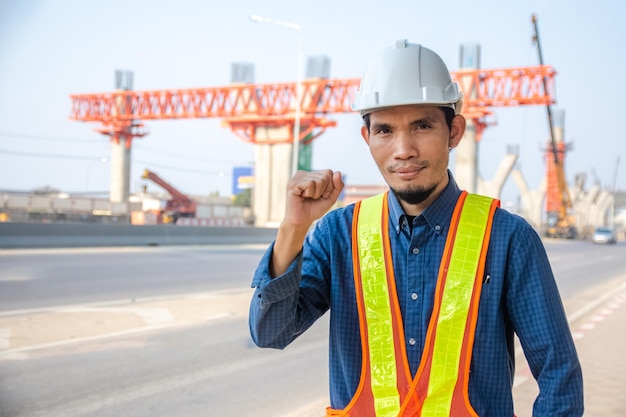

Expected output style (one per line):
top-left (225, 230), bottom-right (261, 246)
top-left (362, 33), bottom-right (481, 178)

top-left (591, 191), bottom-right (611, 225)
top-left (511, 169), bottom-right (545, 229)
top-left (110, 70), bottom-right (134, 206)
top-left (455, 43), bottom-right (480, 194)
top-left (252, 126), bottom-right (293, 227)
top-left (455, 122), bottom-right (478, 193)
top-left (109, 136), bottom-right (131, 204)
top-left (570, 175), bottom-right (584, 203)
top-left (601, 193), bottom-right (615, 227)
top-left (575, 185), bottom-right (600, 232)
top-left (477, 153), bottom-right (518, 199)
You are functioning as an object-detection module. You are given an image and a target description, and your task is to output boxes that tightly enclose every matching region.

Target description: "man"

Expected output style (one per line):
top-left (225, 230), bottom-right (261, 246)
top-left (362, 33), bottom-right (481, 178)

top-left (249, 40), bottom-right (583, 416)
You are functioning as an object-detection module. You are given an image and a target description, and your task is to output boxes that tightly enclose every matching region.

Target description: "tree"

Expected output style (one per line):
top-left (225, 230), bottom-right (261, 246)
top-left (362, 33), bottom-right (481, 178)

top-left (232, 188), bottom-right (251, 207)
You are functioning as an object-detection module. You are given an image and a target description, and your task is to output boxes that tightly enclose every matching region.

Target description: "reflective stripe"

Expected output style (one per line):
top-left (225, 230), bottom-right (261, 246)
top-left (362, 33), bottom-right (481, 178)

top-left (356, 193), bottom-right (401, 417)
top-left (421, 194), bottom-right (494, 416)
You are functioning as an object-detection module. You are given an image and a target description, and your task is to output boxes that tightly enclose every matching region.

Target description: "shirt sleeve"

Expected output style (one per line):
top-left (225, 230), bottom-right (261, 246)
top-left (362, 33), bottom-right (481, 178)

top-left (249, 222), bottom-right (332, 349)
top-left (506, 223), bottom-right (584, 416)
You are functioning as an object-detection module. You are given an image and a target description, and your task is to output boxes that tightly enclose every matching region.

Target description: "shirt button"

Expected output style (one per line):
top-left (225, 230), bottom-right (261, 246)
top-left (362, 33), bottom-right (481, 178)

top-left (412, 247), bottom-right (419, 255)
top-left (408, 338), bottom-right (417, 346)
top-left (435, 225), bottom-right (441, 231)
top-left (411, 293), bottom-right (418, 300)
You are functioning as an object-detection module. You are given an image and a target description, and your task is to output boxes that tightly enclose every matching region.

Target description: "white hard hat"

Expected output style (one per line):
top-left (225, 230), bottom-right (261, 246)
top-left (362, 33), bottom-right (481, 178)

top-left (352, 39), bottom-right (463, 116)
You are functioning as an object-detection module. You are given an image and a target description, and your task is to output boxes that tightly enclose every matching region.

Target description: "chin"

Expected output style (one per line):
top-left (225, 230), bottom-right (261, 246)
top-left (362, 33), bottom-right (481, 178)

top-left (390, 182), bottom-right (437, 205)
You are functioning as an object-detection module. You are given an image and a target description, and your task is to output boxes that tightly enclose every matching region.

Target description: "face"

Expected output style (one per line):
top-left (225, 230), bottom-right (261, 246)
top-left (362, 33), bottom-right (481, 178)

top-left (361, 105), bottom-right (465, 215)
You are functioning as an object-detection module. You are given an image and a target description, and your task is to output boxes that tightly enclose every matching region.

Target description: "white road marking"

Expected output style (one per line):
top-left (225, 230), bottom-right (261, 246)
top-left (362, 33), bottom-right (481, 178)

top-left (0, 328), bottom-right (11, 348)
top-left (0, 325), bottom-right (168, 360)
top-left (0, 287), bottom-right (251, 318)
top-left (57, 306), bottom-right (174, 324)
top-left (0, 306), bottom-right (237, 359)
top-left (0, 267), bottom-right (35, 282)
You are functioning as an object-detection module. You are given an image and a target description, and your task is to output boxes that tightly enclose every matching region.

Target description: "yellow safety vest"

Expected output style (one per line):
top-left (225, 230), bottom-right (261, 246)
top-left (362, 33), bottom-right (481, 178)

top-left (326, 191), bottom-right (498, 417)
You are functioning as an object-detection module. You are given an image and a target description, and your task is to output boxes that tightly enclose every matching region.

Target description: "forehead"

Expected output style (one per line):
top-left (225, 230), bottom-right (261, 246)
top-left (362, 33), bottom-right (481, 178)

top-left (368, 105), bottom-right (444, 123)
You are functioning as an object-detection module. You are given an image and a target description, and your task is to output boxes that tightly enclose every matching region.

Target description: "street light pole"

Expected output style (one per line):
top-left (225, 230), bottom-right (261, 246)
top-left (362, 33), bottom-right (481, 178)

top-left (250, 14), bottom-right (303, 177)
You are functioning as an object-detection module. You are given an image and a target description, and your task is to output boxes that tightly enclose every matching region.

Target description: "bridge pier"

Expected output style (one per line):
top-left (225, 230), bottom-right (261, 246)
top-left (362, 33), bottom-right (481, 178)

top-left (252, 127), bottom-right (293, 227)
top-left (109, 136), bottom-right (131, 205)
top-left (477, 153), bottom-right (518, 198)
top-left (454, 121), bottom-right (479, 193)
top-left (511, 169), bottom-right (546, 229)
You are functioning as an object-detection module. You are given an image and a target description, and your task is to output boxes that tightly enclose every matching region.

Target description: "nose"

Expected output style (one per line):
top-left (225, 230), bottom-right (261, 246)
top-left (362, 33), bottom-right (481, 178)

top-left (392, 129), bottom-right (418, 160)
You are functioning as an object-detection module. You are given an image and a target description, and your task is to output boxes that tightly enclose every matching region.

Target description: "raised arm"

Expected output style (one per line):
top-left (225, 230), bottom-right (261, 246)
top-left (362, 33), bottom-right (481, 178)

top-left (270, 169), bottom-right (344, 277)
top-left (249, 169), bottom-right (344, 349)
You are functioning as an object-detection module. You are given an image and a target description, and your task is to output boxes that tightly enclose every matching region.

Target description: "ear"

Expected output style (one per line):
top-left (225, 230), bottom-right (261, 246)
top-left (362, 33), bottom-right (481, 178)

top-left (361, 125), bottom-right (370, 145)
top-left (449, 114), bottom-right (466, 149)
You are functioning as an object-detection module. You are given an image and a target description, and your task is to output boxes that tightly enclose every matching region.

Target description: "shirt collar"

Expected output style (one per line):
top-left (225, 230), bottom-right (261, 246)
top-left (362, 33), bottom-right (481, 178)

top-left (387, 170), bottom-right (463, 235)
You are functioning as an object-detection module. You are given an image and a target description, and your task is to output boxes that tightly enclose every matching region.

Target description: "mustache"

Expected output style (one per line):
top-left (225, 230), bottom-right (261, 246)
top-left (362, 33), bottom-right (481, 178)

top-left (387, 161), bottom-right (430, 172)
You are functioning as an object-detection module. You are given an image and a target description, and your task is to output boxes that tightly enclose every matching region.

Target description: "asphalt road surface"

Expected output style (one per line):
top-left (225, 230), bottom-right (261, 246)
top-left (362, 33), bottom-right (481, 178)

top-left (0, 240), bottom-right (624, 417)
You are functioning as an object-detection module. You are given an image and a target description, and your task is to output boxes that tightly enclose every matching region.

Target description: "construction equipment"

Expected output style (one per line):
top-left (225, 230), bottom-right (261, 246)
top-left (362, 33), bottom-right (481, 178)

top-left (532, 14), bottom-right (577, 239)
top-left (141, 169), bottom-right (196, 224)
top-left (69, 27), bottom-right (559, 227)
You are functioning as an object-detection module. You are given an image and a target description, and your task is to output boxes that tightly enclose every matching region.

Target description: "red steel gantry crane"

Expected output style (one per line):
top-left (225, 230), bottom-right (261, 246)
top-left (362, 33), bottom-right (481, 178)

top-left (69, 66), bottom-right (556, 147)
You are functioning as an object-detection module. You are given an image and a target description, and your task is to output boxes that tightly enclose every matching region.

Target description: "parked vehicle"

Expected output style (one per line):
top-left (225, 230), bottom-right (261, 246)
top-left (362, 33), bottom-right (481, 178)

top-left (591, 227), bottom-right (617, 244)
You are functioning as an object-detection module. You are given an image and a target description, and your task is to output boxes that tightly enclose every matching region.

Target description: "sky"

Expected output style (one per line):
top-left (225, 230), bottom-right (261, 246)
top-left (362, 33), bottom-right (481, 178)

top-left (1, 0), bottom-right (625, 204)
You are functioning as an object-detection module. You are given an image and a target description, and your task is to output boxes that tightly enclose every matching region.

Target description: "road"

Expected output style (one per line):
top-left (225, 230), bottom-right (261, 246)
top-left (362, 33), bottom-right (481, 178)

top-left (0, 245), bottom-right (266, 311)
top-left (0, 240), bottom-right (624, 416)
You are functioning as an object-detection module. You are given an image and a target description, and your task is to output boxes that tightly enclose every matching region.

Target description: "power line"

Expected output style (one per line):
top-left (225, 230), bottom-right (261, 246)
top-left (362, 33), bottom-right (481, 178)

top-left (0, 130), bottom-right (250, 166)
top-left (0, 130), bottom-right (96, 143)
top-left (0, 148), bottom-right (101, 161)
top-left (0, 149), bottom-right (229, 177)
top-left (135, 145), bottom-right (246, 166)
top-left (133, 159), bottom-right (230, 177)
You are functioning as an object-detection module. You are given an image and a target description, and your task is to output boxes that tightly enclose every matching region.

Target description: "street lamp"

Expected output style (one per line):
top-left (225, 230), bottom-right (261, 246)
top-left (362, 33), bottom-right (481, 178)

top-left (250, 14), bottom-right (303, 177)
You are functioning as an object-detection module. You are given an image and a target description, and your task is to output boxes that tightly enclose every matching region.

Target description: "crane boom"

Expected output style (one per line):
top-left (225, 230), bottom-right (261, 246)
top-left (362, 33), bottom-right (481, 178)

top-left (141, 169), bottom-right (196, 223)
top-left (532, 14), bottom-right (576, 238)
top-left (532, 15), bottom-right (559, 166)
top-left (69, 68), bottom-right (555, 122)
top-left (69, 66), bottom-right (556, 145)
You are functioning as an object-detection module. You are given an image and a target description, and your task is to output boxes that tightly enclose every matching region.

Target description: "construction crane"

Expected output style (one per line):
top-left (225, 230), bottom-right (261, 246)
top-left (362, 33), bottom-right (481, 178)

top-left (141, 169), bottom-right (196, 224)
top-left (69, 67), bottom-right (556, 146)
top-left (532, 14), bottom-right (577, 239)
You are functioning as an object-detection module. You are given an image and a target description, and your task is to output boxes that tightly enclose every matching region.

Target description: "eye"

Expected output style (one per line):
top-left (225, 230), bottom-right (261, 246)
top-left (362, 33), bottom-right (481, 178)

top-left (413, 122), bottom-right (432, 131)
top-left (373, 126), bottom-right (392, 135)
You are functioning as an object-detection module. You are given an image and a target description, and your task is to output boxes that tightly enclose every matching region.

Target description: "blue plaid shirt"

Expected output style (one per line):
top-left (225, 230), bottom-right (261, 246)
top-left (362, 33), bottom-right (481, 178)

top-left (250, 172), bottom-right (583, 416)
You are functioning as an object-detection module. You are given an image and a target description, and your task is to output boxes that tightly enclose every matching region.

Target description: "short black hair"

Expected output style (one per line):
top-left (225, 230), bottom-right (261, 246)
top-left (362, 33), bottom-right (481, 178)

top-left (363, 106), bottom-right (456, 132)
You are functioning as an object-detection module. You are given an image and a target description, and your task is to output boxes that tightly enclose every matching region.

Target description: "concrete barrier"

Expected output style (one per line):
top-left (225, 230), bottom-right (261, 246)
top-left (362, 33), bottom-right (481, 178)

top-left (0, 222), bottom-right (278, 249)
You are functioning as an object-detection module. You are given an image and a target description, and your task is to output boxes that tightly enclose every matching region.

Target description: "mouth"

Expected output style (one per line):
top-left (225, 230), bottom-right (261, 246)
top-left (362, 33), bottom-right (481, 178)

top-left (391, 165), bottom-right (425, 180)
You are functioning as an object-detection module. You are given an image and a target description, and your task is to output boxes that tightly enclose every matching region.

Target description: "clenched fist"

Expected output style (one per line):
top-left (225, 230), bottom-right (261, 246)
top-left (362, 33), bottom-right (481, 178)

top-left (270, 169), bottom-right (344, 277)
top-left (284, 170), bottom-right (344, 228)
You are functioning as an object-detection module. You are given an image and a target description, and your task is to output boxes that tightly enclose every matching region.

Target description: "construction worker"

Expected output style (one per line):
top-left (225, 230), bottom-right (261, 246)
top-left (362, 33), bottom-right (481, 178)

top-left (249, 40), bottom-right (583, 416)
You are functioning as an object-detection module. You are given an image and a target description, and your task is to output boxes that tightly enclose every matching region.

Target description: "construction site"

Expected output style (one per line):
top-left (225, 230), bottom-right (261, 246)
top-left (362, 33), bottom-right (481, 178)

top-left (1, 15), bottom-right (624, 241)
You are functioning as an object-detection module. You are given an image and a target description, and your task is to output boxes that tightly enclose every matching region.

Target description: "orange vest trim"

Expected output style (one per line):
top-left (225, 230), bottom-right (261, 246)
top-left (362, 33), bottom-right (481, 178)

top-left (326, 191), bottom-right (499, 417)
